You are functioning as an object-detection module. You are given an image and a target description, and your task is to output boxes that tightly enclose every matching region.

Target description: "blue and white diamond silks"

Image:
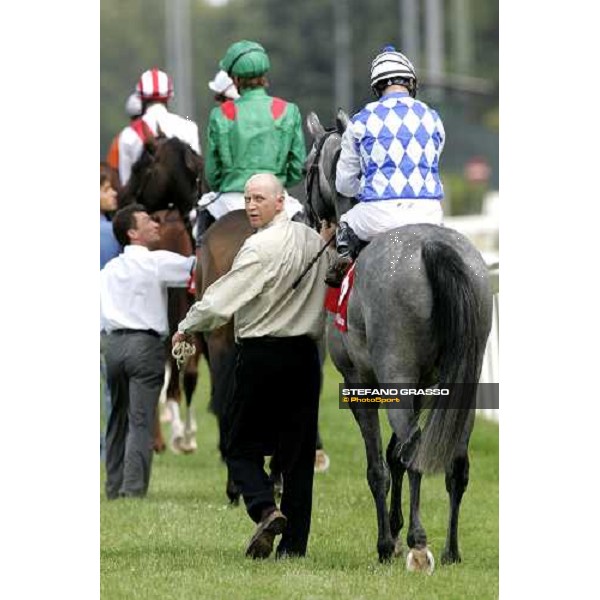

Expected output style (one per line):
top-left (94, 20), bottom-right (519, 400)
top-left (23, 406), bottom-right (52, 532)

top-left (350, 92), bottom-right (445, 202)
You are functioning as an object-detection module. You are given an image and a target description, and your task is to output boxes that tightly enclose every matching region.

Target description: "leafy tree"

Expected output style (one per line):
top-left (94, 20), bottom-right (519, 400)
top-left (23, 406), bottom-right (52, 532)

top-left (101, 0), bottom-right (499, 211)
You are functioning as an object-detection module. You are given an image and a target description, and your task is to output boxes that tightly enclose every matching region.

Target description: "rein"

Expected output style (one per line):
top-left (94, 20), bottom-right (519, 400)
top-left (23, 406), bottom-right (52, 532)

top-left (291, 232), bottom-right (335, 290)
top-left (292, 129), bottom-right (342, 291)
top-left (305, 128), bottom-right (338, 225)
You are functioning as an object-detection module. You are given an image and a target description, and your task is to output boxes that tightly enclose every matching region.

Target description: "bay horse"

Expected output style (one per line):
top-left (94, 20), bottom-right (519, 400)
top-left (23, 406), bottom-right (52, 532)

top-left (195, 209), bottom-right (253, 502)
top-left (119, 126), bottom-right (205, 454)
top-left (305, 110), bottom-right (493, 569)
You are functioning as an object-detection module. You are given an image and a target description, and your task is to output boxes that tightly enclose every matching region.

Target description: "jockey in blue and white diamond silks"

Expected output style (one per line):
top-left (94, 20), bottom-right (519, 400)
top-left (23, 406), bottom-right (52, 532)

top-left (328, 46), bottom-right (446, 286)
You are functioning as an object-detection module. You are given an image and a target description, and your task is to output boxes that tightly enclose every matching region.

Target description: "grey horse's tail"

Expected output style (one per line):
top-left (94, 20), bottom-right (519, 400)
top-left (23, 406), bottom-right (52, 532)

top-left (413, 240), bottom-right (482, 473)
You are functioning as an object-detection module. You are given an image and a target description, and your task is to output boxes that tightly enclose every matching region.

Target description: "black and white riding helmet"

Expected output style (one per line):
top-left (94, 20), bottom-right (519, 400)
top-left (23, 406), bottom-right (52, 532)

top-left (370, 45), bottom-right (418, 98)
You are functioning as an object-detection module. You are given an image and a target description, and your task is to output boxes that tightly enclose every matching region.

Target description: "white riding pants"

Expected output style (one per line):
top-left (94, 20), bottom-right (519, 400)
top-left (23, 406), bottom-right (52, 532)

top-left (340, 199), bottom-right (443, 242)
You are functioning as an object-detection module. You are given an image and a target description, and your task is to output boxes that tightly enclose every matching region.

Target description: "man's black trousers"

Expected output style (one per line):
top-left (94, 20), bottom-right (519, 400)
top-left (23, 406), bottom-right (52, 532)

top-left (225, 335), bottom-right (321, 557)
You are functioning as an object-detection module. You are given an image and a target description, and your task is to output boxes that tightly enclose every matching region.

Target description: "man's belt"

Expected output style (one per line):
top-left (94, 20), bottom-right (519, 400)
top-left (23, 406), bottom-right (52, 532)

top-left (110, 328), bottom-right (161, 339)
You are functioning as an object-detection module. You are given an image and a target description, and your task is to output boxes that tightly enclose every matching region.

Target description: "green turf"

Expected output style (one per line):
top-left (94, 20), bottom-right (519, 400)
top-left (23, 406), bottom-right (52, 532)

top-left (101, 358), bottom-right (498, 600)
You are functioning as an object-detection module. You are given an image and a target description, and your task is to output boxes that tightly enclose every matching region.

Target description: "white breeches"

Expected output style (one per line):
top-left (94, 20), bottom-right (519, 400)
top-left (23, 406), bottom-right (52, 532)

top-left (340, 199), bottom-right (443, 242)
top-left (199, 191), bottom-right (304, 221)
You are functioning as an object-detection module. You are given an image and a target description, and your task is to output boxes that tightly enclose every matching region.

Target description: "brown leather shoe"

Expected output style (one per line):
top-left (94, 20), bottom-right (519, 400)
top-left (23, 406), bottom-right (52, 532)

top-left (245, 509), bottom-right (287, 559)
top-left (325, 256), bottom-right (352, 288)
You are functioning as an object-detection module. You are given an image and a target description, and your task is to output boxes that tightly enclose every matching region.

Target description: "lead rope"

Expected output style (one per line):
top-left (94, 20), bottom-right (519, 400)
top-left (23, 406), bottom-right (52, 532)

top-left (171, 340), bottom-right (196, 370)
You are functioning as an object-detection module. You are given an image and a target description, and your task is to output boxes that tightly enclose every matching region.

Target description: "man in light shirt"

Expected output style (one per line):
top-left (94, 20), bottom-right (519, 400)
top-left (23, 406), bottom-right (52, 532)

top-left (101, 203), bottom-right (195, 499)
top-left (173, 173), bottom-right (329, 559)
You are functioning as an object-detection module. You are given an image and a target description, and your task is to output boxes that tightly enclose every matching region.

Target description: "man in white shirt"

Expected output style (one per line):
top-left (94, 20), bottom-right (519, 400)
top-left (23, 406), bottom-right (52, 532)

top-left (101, 203), bottom-right (195, 499)
top-left (173, 173), bottom-right (329, 560)
top-left (118, 68), bottom-right (201, 187)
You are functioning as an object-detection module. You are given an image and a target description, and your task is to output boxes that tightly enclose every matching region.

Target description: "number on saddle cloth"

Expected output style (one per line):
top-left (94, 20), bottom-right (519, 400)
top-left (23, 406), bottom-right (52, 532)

top-left (324, 263), bottom-right (357, 332)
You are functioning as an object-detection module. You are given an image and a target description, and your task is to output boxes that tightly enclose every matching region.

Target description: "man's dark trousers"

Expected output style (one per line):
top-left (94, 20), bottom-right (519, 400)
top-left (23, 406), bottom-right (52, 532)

top-left (226, 335), bottom-right (321, 557)
top-left (104, 330), bottom-right (165, 499)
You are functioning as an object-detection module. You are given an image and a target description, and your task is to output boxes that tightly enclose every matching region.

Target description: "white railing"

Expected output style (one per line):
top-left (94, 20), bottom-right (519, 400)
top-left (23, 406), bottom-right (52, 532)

top-left (445, 203), bottom-right (499, 423)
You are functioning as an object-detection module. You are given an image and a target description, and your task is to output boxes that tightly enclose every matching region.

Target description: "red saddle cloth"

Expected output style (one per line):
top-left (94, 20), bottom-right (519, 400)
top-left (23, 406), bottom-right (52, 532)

top-left (324, 263), bottom-right (356, 332)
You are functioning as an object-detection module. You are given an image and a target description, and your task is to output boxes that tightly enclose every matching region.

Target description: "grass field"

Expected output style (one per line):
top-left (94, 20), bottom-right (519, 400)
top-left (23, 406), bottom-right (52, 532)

top-left (101, 358), bottom-right (499, 600)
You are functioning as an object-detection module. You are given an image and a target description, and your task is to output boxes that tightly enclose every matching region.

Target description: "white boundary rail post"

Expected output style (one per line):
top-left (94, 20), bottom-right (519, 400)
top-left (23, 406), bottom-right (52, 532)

top-left (478, 262), bottom-right (499, 422)
top-left (445, 212), bottom-right (499, 422)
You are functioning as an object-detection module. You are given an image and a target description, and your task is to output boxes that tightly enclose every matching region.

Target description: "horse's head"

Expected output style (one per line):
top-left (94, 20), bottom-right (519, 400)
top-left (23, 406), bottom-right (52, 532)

top-left (151, 135), bottom-right (201, 214)
top-left (304, 109), bottom-right (354, 227)
top-left (119, 124), bottom-right (201, 216)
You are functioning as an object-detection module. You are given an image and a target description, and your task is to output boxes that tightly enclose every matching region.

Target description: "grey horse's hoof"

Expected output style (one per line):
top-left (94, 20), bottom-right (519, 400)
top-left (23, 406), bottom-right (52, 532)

top-left (406, 547), bottom-right (435, 575)
top-left (441, 548), bottom-right (462, 565)
top-left (377, 540), bottom-right (395, 563)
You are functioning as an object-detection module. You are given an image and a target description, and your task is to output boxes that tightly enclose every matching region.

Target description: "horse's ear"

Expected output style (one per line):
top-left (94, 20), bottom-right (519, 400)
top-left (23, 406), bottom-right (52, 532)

top-left (184, 147), bottom-right (200, 174)
top-left (336, 108), bottom-right (349, 134)
top-left (306, 112), bottom-right (325, 140)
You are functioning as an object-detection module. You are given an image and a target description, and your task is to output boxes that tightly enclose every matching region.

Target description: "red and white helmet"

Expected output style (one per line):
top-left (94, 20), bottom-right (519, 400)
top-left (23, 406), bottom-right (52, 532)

top-left (136, 68), bottom-right (174, 102)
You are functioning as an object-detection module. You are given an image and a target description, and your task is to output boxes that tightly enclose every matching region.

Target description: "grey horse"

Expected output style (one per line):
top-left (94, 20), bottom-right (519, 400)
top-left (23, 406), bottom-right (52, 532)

top-left (305, 110), bottom-right (493, 569)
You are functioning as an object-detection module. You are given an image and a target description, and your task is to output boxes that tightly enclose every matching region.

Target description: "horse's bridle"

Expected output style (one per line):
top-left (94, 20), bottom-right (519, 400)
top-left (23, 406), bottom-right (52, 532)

top-left (305, 128), bottom-right (338, 225)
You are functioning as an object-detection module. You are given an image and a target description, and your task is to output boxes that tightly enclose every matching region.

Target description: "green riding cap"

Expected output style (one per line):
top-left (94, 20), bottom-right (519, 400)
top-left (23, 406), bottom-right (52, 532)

top-left (220, 40), bottom-right (270, 78)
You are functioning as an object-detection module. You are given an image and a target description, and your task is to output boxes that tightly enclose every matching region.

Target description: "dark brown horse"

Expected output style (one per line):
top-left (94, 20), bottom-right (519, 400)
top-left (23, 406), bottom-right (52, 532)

top-left (119, 126), bottom-right (206, 453)
top-left (195, 210), bottom-right (253, 501)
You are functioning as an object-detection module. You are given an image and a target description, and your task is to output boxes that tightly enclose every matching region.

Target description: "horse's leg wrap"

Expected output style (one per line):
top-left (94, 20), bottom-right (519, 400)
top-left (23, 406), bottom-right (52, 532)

top-left (167, 399), bottom-right (184, 453)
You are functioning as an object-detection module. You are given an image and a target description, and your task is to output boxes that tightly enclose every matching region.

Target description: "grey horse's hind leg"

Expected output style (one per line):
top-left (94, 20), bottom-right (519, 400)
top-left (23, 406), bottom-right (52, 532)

top-left (386, 397), bottom-right (426, 553)
top-left (386, 433), bottom-right (405, 557)
top-left (351, 405), bottom-right (395, 562)
top-left (386, 405), bottom-right (419, 557)
top-left (442, 410), bottom-right (475, 564)
top-left (390, 417), bottom-right (428, 553)
top-left (406, 469), bottom-right (427, 549)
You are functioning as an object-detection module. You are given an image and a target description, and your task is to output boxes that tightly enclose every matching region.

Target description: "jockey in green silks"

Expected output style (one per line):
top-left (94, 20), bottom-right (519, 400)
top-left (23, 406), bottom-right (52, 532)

top-left (196, 40), bottom-right (307, 245)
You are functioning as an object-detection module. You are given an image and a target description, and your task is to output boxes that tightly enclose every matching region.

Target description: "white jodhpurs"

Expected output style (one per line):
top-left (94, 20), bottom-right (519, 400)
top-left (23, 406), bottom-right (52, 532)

top-left (199, 191), bottom-right (304, 221)
top-left (340, 199), bottom-right (443, 242)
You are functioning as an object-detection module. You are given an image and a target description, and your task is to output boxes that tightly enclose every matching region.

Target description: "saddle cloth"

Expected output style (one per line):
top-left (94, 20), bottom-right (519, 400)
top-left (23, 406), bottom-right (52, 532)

top-left (324, 263), bottom-right (356, 332)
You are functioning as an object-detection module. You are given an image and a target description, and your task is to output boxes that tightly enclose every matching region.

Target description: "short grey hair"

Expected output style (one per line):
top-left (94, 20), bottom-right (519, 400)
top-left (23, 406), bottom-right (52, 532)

top-left (245, 173), bottom-right (284, 198)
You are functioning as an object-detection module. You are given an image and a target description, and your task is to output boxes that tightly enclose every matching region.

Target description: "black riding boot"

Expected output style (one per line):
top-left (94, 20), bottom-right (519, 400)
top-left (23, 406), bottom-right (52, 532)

top-left (195, 209), bottom-right (216, 248)
top-left (325, 222), bottom-right (360, 288)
